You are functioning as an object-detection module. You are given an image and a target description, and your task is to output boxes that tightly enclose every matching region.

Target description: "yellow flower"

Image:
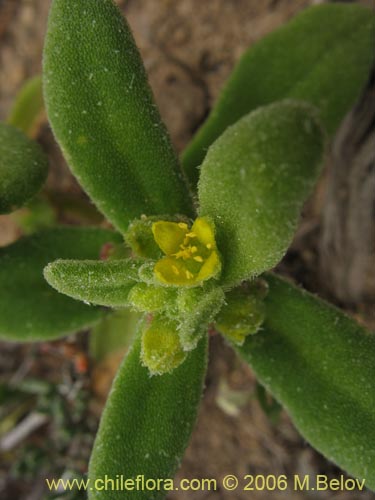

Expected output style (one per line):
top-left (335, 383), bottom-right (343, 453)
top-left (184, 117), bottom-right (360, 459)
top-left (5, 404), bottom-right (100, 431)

top-left (152, 217), bottom-right (221, 286)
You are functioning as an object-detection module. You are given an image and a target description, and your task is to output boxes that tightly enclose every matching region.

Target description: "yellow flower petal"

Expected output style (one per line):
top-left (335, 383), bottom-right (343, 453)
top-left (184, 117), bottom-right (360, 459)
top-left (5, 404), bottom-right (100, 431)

top-left (152, 221), bottom-right (187, 255)
top-left (154, 257), bottom-right (197, 285)
top-left (191, 217), bottom-right (216, 247)
top-left (197, 250), bottom-right (221, 282)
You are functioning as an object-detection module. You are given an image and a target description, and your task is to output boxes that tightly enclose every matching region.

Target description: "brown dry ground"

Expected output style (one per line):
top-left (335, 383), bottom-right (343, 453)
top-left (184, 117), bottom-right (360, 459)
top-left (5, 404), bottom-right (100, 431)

top-left (0, 1), bottom-right (374, 499)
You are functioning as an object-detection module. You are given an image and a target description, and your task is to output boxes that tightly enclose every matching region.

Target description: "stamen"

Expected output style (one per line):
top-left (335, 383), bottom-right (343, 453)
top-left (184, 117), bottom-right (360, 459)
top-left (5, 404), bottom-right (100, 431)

top-left (172, 265), bottom-right (180, 275)
top-left (193, 256), bottom-right (203, 262)
top-left (206, 243), bottom-right (212, 249)
top-left (174, 250), bottom-right (189, 259)
top-left (185, 270), bottom-right (194, 279)
top-left (178, 222), bottom-right (188, 229)
top-left (186, 232), bottom-right (196, 239)
top-left (191, 246), bottom-right (198, 253)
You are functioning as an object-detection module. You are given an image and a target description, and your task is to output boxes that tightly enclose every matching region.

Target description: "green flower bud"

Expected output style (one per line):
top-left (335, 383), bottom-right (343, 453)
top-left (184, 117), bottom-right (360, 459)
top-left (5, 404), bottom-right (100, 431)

top-left (125, 217), bottom-right (163, 260)
top-left (176, 284), bottom-right (225, 351)
top-left (216, 285), bottom-right (266, 345)
top-left (141, 316), bottom-right (186, 375)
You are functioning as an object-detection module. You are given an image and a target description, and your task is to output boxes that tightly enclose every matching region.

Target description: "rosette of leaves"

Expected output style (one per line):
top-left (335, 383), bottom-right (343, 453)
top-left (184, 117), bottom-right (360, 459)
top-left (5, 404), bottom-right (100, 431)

top-left (0, 1), bottom-right (374, 498)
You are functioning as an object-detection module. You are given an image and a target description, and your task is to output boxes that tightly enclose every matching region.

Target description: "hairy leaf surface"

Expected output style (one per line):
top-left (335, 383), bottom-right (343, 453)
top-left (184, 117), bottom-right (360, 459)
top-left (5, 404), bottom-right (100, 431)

top-left (89, 333), bottom-right (208, 500)
top-left (44, 258), bottom-right (141, 307)
top-left (237, 273), bottom-right (375, 490)
top-left (0, 227), bottom-right (121, 341)
top-left (198, 100), bottom-right (324, 286)
top-left (0, 122), bottom-right (48, 214)
top-left (44, 0), bottom-right (193, 233)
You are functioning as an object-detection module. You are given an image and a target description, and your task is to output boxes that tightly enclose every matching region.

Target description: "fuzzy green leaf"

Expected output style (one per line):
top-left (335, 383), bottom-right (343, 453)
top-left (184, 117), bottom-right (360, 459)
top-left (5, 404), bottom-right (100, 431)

top-left (182, 3), bottom-right (374, 185)
top-left (0, 122), bottom-right (48, 214)
top-left (88, 332), bottom-right (208, 500)
top-left (7, 75), bottom-right (44, 137)
top-left (237, 273), bottom-right (375, 490)
top-left (198, 100), bottom-right (324, 286)
top-left (43, 0), bottom-right (193, 233)
top-left (0, 227), bottom-right (121, 341)
top-left (44, 258), bottom-right (141, 308)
